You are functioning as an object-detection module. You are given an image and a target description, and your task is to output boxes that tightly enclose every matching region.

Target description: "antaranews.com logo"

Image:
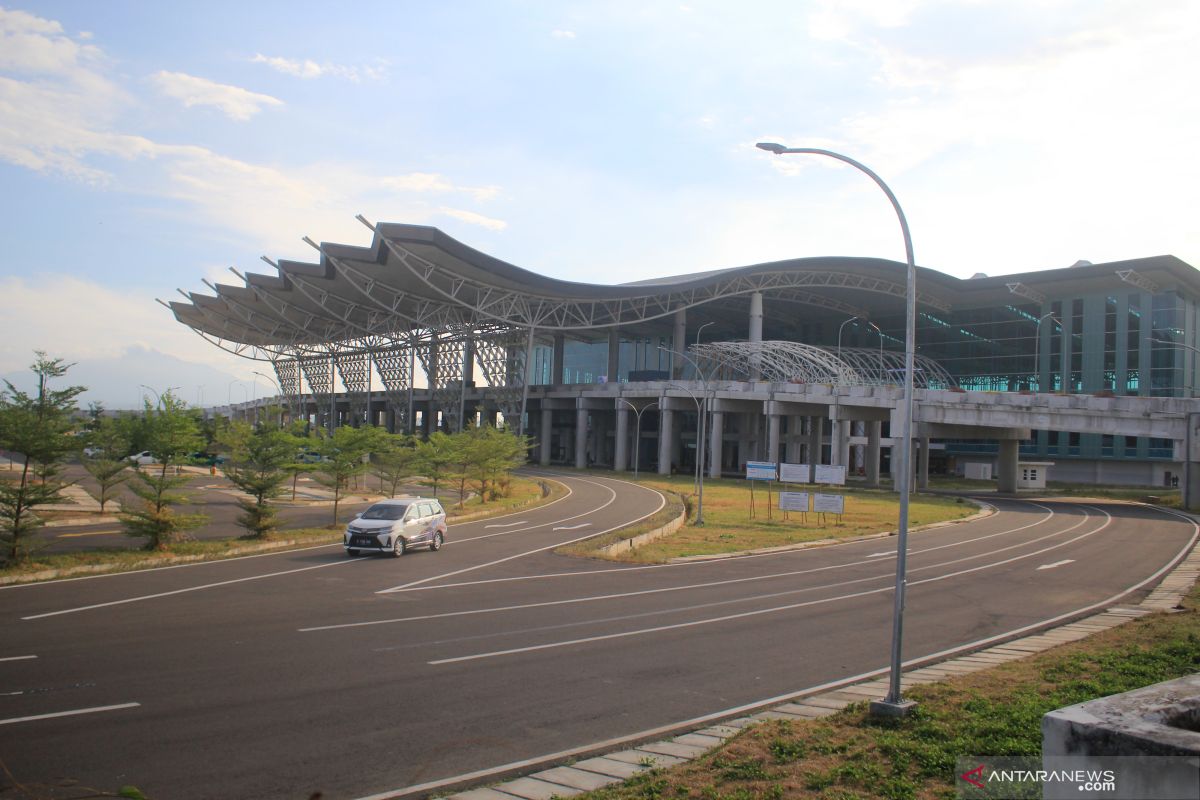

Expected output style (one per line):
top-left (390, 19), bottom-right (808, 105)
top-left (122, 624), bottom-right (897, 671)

top-left (955, 756), bottom-right (1198, 800)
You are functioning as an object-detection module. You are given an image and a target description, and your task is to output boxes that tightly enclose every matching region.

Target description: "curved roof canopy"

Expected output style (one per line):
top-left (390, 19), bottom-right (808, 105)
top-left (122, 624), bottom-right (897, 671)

top-left (169, 217), bottom-right (1197, 360)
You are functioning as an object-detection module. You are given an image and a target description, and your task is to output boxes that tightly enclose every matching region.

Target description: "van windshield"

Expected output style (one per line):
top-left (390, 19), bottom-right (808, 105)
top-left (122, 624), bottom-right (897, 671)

top-left (361, 504), bottom-right (407, 520)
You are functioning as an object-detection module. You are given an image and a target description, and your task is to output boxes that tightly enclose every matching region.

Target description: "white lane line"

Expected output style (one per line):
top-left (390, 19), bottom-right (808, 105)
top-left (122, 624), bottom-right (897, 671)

top-left (0, 702), bottom-right (140, 726)
top-left (21, 557), bottom-right (368, 620)
top-left (0, 655), bottom-right (37, 663)
top-left (484, 521), bottom-right (527, 529)
top-left (867, 551), bottom-right (895, 558)
top-left (1037, 559), bottom-right (1075, 570)
top-left (1, 477), bottom-right (572, 592)
top-left (357, 504), bottom-right (1197, 800)
top-left (427, 506), bottom-right (1112, 664)
top-left (306, 507), bottom-right (1081, 633)
top-left (378, 474), bottom-right (665, 593)
top-left (553, 523), bottom-right (591, 531)
top-left (388, 501), bottom-right (1058, 593)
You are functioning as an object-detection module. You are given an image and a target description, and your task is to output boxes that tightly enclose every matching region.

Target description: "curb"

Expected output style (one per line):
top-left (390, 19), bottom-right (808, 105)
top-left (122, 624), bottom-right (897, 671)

top-left (667, 497), bottom-right (994, 563)
top-left (434, 503), bottom-right (1199, 800)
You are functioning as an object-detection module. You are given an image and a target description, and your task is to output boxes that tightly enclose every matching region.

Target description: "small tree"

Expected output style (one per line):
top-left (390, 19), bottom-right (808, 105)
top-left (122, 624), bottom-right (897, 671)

top-left (220, 422), bottom-right (296, 538)
top-left (80, 414), bottom-right (131, 513)
top-left (120, 392), bottom-right (206, 550)
top-left (0, 353), bottom-right (85, 564)
top-left (371, 433), bottom-right (417, 498)
top-left (468, 426), bottom-right (530, 503)
top-left (414, 431), bottom-right (458, 500)
top-left (313, 425), bottom-right (383, 525)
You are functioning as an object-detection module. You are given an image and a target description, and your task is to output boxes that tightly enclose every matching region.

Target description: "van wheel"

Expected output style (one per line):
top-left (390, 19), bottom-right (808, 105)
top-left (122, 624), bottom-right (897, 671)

top-left (346, 549), bottom-right (359, 557)
top-left (430, 532), bottom-right (444, 552)
top-left (392, 537), bottom-right (407, 558)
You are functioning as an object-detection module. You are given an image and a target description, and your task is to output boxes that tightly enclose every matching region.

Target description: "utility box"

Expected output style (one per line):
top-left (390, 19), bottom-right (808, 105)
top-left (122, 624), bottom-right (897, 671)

top-left (964, 462), bottom-right (992, 481)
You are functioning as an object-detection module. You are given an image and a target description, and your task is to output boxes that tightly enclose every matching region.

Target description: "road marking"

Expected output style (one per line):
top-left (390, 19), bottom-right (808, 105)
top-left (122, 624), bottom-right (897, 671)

top-left (552, 523), bottom-right (591, 531)
top-left (427, 507), bottom-right (1111, 664)
top-left (867, 551), bottom-right (895, 557)
top-left (1037, 559), bottom-right (1075, 570)
top-left (0, 655), bottom-right (37, 663)
top-left (379, 474), bottom-right (664, 593)
top-left (58, 529), bottom-right (122, 538)
top-left (359, 503), bottom-right (1195, 800)
top-left (21, 558), bottom-right (367, 620)
top-left (484, 521), bottom-right (527, 529)
top-left (0, 702), bottom-right (140, 726)
top-left (390, 502), bottom-right (1058, 593)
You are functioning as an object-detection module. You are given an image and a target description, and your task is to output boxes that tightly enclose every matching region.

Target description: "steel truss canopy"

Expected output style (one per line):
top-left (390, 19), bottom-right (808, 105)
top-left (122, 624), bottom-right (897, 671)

top-left (168, 218), bottom-right (961, 359)
top-left (691, 341), bottom-right (957, 388)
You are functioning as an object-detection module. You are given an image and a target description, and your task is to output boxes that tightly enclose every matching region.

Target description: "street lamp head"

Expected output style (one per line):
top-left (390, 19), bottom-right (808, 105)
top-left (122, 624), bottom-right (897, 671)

top-left (756, 142), bottom-right (788, 154)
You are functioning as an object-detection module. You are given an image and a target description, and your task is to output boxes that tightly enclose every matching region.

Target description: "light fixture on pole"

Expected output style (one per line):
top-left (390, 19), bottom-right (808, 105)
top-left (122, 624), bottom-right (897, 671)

top-left (757, 141), bottom-right (917, 717)
top-left (616, 399), bottom-right (658, 479)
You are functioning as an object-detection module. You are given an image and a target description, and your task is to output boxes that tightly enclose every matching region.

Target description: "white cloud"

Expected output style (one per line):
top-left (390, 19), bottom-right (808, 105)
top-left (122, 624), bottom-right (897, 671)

top-left (551, 29), bottom-right (577, 39)
top-left (151, 71), bottom-right (283, 121)
top-left (438, 207), bottom-right (508, 231)
top-left (381, 172), bottom-right (500, 201)
top-left (250, 53), bottom-right (385, 82)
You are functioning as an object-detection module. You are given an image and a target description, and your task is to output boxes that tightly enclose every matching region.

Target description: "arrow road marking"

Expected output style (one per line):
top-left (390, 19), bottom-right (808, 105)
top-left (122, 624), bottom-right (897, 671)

top-left (1037, 559), bottom-right (1075, 570)
top-left (484, 521), bottom-right (527, 529)
top-left (552, 523), bottom-right (592, 531)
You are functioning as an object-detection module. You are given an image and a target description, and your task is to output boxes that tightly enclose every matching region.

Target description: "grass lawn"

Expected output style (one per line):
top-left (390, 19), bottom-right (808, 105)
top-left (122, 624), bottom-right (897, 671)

top-left (569, 473), bottom-right (976, 562)
top-left (577, 583), bottom-right (1200, 800)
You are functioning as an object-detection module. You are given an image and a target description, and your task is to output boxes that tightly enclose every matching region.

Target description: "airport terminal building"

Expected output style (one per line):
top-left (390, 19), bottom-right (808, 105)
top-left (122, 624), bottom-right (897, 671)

top-left (171, 221), bottom-right (1200, 490)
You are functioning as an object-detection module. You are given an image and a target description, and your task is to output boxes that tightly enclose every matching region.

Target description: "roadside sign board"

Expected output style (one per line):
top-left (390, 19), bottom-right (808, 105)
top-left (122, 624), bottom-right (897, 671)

top-left (813, 493), bottom-right (845, 514)
top-left (779, 491), bottom-right (809, 512)
top-left (779, 462), bottom-right (810, 483)
top-left (814, 464), bottom-right (847, 485)
top-left (745, 461), bottom-right (777, 481)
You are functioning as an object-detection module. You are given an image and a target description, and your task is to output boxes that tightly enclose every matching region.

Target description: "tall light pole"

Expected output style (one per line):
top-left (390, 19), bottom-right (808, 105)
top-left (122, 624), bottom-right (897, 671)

top-left (140, 384), bottom-right (179, 409)
top-left (617, 399), bottom-right (658, 479)
top-left (254, 370), bottom-right (285, 427)
top-left (666, 381), bottom-right (704, 496)
top-left (660, 345), bottom-right (720, 527)
top-left (758, 142), bottom-right (917, 716)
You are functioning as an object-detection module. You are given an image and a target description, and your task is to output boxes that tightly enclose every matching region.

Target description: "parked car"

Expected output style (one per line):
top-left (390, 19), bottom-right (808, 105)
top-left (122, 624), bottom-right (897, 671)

top-left (127, 451), bottom-right (158, 465)
top-left (82, 446), bottom-right (104, 458)
top-left (344, 497), bottom-right (447, 557)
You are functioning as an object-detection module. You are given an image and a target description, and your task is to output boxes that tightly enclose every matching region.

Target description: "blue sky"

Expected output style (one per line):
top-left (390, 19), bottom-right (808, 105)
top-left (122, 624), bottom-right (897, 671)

top-left (3, 1), bottom-right (1198, 406)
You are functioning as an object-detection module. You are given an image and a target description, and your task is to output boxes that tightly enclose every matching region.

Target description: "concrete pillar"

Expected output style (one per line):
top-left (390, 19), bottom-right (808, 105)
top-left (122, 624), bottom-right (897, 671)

top-left (539, 408), bottom-right (553, 466)
top-left (575, 404), bottom-right (588, 469)
top-left (672, 309), bottom-right (687, 379)
top-left (607, 329), bottom-right (620, 383)
top-left (831, 419), bottom-right (850, 468)
top-left (767, 413), bottom-right (781, 465)
top-left (386, 406), bottom-right (396, 434)
top-left (657, 407), bottom-right (674, 475)
top-left (807, 416), bottom-right (822, 481)
top-left (866, 420), bottom-right (882, 487)
top-left (749, 291), bottom-right (763, 380)
top-left (918, 436), bottom-right (931, 489)
top-left (709, 410), bottom-right (724, 478)
top-left (998, 439), bottom-right (1019, 493)
top-left (614, 404), bottom-right (629, 471)
top-left (552, 333), bottom-right (566, 384)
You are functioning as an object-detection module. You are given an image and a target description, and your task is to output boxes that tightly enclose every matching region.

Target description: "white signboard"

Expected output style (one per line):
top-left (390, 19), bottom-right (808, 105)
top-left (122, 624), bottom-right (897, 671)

top-left (814, 464), bottom-right (847, 485)
top-left (779, 491), bottom-right (809, 512)
top-left (779, 462), bottom-right (810, 483)
top-left (745, 461), bottom-right (777, 481)
top-left (813, 493), bottom-right (845, 514)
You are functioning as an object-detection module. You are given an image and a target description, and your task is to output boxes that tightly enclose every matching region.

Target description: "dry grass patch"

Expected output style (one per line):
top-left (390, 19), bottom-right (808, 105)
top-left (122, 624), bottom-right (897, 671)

top-left (580, 584), bottom-right (1200, 800)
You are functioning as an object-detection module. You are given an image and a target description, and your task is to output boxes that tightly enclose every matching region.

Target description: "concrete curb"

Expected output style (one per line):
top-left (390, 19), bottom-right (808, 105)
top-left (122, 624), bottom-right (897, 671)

top-left (598, 507), bottom-right (688, 556)
top-left (667, 496), bottom-right (994, 563)
top-left (437, 503), bottom-right (1199, 800)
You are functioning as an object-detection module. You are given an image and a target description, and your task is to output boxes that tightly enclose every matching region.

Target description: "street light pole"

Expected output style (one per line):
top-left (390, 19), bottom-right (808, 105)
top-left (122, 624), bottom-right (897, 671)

top-left (758, 142), bottom-right (917, 716)
top-left (617, 399), bottom-right (658, 479)
top-left (660, 345), bottom-right (720, 527)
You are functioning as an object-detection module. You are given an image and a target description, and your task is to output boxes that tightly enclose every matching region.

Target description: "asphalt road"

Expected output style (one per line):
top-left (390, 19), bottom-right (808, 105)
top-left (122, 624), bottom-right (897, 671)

top-left (1, 474), bottom-right (1195, 800)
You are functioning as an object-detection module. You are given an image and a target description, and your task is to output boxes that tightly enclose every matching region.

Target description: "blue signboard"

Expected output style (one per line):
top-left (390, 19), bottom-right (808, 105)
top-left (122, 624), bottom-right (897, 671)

top-left (745, 461), bottom-right (777, 481)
